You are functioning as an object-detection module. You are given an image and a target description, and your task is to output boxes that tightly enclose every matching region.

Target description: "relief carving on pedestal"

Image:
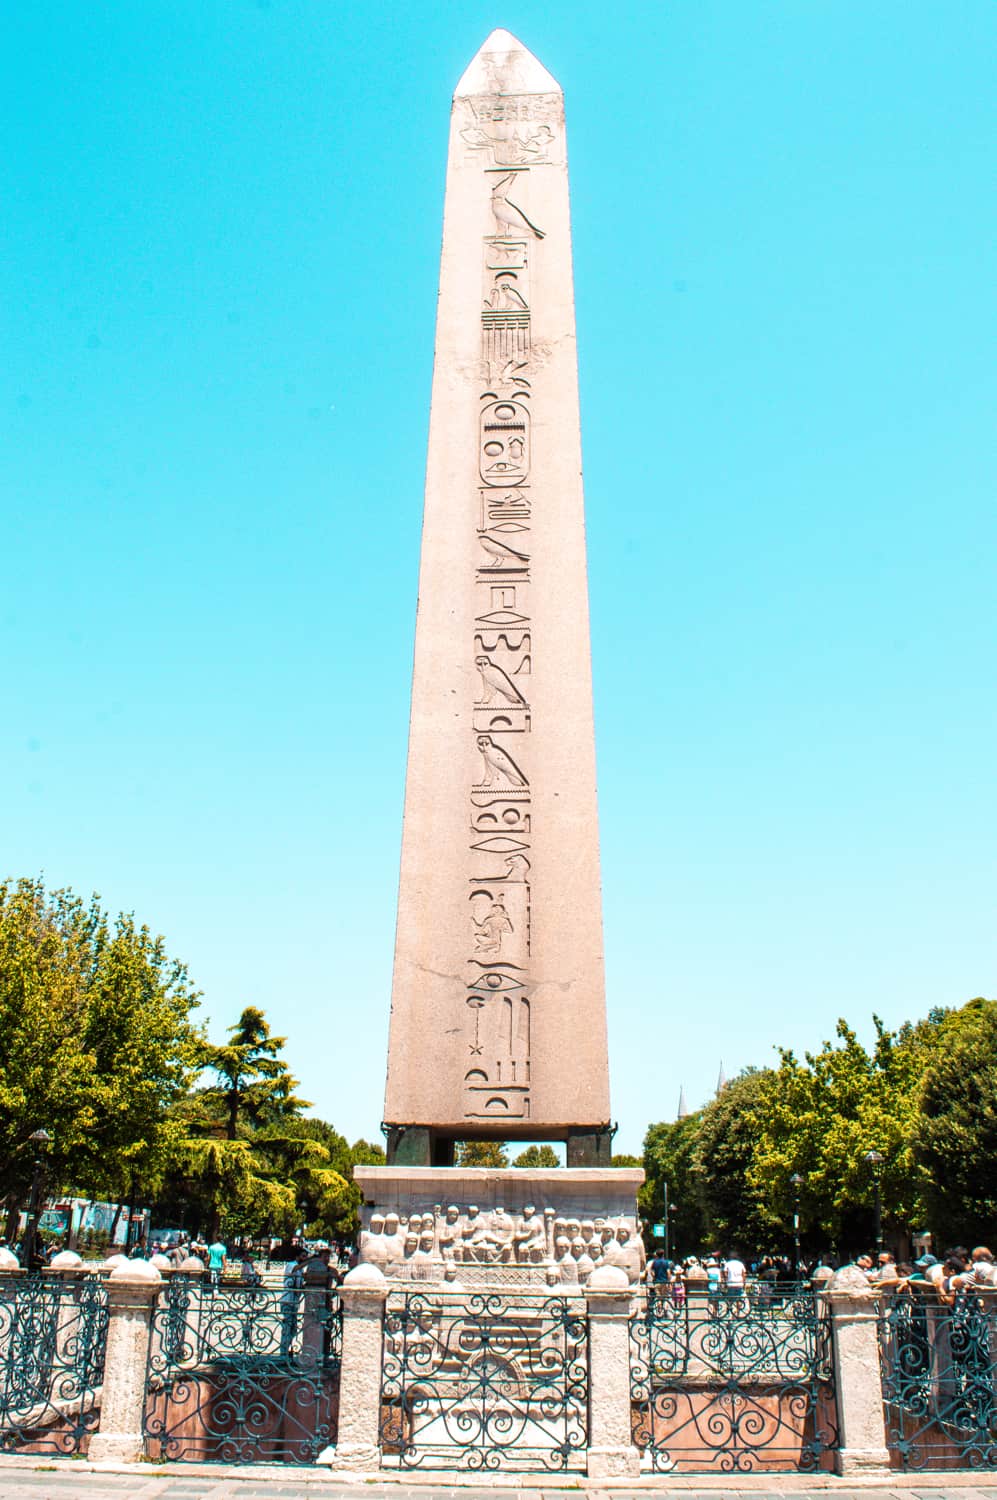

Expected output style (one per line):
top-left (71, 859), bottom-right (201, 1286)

top-left (357, 1202), bottom-right (645, 1285)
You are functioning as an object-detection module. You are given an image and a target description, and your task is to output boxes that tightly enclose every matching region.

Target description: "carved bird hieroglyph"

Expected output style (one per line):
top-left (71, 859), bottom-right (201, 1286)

top-left (491, 174), bottom-right (545, 240)
top-left (475, 654), bottom-right (526, 706)
top-left (476, 734), bottom-right (528, 788)
top-left (478, 533), bottom-right (529, 568)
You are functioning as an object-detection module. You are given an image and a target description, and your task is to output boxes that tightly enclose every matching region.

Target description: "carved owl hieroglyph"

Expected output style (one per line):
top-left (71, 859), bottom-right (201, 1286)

top-left (476, 734), bottom-right (528, 788)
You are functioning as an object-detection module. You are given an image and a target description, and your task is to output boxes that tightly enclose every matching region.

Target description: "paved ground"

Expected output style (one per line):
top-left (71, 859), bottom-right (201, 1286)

top-left (2, 1471), bottom-right (997, 1500)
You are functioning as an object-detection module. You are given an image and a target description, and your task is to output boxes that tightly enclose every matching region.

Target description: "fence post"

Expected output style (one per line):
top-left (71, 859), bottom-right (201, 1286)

top-left (325, 1263), bottom-right (388, 1471)
top-left (88, 1261), bottom-right (161, 1462)
top-left (584, 1266), bottom-right (641, 1478)
top-left (826, 1268), bottom-right (891, 1475)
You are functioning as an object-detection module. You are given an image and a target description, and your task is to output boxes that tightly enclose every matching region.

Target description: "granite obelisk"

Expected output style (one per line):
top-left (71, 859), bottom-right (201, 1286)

top-left (383, 30), bottom-right (611, 1166)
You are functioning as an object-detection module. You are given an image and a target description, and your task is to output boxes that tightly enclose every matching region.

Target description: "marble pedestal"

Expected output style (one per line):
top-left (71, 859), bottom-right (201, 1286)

top-left (354, 1166), bottom-right (645, 1287)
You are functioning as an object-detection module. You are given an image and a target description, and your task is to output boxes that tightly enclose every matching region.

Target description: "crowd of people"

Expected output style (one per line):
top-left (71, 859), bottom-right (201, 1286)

top-left (640, 1244), bottom-right (997, 1308)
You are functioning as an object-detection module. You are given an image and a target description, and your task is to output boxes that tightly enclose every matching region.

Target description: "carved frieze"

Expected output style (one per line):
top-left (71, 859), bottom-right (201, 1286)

top-left (357, 1200), bottom-right (645, 1285)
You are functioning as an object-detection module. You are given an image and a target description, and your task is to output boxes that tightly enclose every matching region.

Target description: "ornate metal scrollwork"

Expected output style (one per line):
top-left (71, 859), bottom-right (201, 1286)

top-left (630, 1286), bottom-right (838, 1473)
top-left (143, 1276), bottom-right (342, 1464)
top-left (0, 1273), bottom-right (108, 1455)
top-left (379, 1289), bottom-right (588, 1470)
top-left (879, 1288), bottom-right (997, 1469)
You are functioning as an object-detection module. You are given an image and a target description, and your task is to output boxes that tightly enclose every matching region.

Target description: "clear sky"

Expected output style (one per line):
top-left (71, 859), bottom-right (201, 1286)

top-left (3, 1), bottom-right (994, 1156)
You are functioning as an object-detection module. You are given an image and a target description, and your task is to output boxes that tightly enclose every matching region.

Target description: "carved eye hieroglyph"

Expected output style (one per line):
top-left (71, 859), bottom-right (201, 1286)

top-left (480, 399), bottom-right (530, 487)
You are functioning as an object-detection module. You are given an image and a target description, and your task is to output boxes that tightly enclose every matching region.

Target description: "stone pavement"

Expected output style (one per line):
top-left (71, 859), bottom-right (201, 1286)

top-left (2, 1467), bottom-right (997, 1500)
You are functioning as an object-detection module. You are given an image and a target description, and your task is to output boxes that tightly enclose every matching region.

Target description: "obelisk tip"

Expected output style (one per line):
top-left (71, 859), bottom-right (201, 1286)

top-left (455, 29), bottom-right (561, 98)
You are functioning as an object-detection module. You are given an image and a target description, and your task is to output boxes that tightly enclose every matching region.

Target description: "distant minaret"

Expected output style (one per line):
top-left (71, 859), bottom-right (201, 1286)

top-left (677, 1086), bottom-right (689, 1119)
top-left (716, 1061), bottom-right (728, 1094)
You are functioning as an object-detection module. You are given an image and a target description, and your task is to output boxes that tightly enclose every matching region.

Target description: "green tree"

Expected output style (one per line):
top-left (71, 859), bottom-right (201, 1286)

top-left (641, 1113), bottom-right (707, 1256)
top-left (456, 1140), bottom-right (509, 1167)
top-left (199, 1006), bottom-right (307, 1140)
top-left (611, 1153), bottom-right (642, 1168)
top-left (916, 998), bottom-right (997, 1242)
top-left (513, 1145), bottom-right (559, 1168)
top-left (0, 878), bottom-right (200, 1227)
top-left (747, 1017), bottom-right (933, 1248)
top-left (693, 1068), bottom-right (775, 1251)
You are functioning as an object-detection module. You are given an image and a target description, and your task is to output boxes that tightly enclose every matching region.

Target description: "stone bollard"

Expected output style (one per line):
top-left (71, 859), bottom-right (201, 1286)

top-left (87, 1258), bottom-right (162, 1462)
top-left (324, 1263), bottom-right (389, 1471)
top-left (825, 1267), bottom-right (891, 1474)
top-left (584, 1265), bottom-right (641, 1478)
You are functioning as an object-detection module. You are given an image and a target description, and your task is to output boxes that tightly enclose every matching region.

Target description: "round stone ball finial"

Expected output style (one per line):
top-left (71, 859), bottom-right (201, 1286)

top-left (101, 1253), bottom-right (129, 1272)
top-left (0, 1246), bottom-right (19, 1271)
top-left (343, 1262), bottom-right (387, 1288)
top-left (109, 1256), bottom-right (162, 1283)
top-left (586, 1263), bottom-right (630, 1291)
top-left (150, 1253), bottom-right (172, 1271)
top-left (49, 1250), bottom-right (83, 1269)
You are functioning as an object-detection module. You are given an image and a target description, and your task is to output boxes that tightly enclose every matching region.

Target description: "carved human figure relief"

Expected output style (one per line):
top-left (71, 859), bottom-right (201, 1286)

top-left (461, 120), bottom-right (556, 166)
top-left (472, 894), bottom-right (513, 955)
top-left (476, 733), bottom-right (528, 787)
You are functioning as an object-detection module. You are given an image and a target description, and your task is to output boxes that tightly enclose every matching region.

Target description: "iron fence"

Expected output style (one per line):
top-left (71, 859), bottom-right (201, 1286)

top-left (380, 1288), bottom-right (588, 1471)
top-left (0, 1272), bottom-right (107, 1455)
top-left (143, 1275), bottom-right (342, 1464)
top-left (630, 1285), bottom-right (838, 1472)
top-left (879, 1287), bottom-right (997, 1469)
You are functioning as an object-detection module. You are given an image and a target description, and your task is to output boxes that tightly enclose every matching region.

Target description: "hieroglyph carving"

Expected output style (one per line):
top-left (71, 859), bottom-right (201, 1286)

top-left (455, 126), bottom-right (560, 1116)
top-left (461, 123), bottom-right (554, 1124)
top-left (456, 94), bottom-right (562, 168)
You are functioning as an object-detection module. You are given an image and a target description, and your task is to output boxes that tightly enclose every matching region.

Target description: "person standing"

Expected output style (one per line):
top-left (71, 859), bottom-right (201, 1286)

top-left (723, 1251), bottom-right (747, 1302)
top-left (207, 1237), bottom-right (227, 1289)
top-left (280, 1249), bottom-right (308, 1356)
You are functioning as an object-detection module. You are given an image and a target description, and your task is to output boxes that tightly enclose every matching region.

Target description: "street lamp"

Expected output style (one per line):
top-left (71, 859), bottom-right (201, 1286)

top-left (662, 1180), bottom-right (671, 1263)
top-left (864, 1149), bottom-right (884, 1254)
top-left (790, 1173), bottom-right (804, 1275)
top-left (21, 1130), bottom-right (52, 1272)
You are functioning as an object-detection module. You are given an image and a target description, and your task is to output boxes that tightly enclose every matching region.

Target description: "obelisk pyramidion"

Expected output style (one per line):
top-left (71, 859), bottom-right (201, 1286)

top-left (383, 30), bottom-right (611, 1167)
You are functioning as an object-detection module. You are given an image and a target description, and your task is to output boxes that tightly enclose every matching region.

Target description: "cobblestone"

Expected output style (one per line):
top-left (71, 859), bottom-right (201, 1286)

top-left (1, 1470), bottom-right (996, 1500)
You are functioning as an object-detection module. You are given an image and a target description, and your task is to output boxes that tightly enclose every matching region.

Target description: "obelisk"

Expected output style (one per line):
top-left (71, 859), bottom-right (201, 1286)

top-left (383, 30), bottom-right (611, 1167)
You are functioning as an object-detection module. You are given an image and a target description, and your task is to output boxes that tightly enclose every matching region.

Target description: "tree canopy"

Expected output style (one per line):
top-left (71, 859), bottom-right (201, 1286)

top-left (0, 878), bottom-right (201, 1227)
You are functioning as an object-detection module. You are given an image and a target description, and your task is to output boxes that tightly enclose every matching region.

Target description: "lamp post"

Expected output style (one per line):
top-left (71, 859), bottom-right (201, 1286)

top-left (667, 1200), bottom-right (678, 1264)
top-left (663, 1180), bottom-right (670, 1263)
top-left (864, 1149), bottom-right (884, 1254)
top-left (21, 1129), bottom-right (52, 1272)
top-left (790, 1173), bottom-right (804, 1275)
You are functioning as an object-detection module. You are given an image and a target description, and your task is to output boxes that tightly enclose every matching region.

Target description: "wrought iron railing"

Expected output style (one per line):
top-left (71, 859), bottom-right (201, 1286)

top-left (0, 1272), bottom-right (108, 1455)
top-left (143, 1275), bottom-right (342, 1464)
top-left (380, 1289), bottom-right (588, 1471)
top-left (879, 1287), bottom-right (997, 1469)
top-left (630, 1285), bottom-right (838, 1472)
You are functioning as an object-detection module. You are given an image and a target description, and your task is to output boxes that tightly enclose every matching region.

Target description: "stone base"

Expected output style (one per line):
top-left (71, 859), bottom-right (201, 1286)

top-left (325, 1441), bottom-right (380, 1472)
top-left (354, 1166), bottom-right (645, 1287)
top-left (87, 1433), bottom-right (145, 1462)
top-left (586, 1444), bottom-right (642, 1478)
top-left (835, 1446), bottom-right (893, 1474)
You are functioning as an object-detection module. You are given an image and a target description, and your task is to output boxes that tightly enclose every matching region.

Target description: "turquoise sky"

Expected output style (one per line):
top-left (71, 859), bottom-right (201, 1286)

top-left (3, 2), bottom-right (994, 1155)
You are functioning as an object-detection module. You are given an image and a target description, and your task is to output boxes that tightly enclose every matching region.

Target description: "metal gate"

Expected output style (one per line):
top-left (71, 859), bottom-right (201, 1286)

top-left (143, 1276), bottom-right (342, 1464)
top-left (0, 1273), bottom-right (107, 1455)
top-left (630, 1285), bottom-right (838, 1472)
top-left (380, 1289), bottom-right (588, 1471)
top-left (880, 1288), bottom-right (997, 1469)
